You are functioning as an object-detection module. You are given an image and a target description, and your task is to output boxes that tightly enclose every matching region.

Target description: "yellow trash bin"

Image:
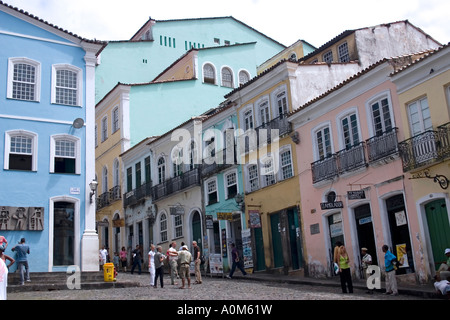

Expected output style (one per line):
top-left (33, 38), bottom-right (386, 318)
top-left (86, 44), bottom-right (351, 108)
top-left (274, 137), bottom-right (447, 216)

top-left (103, 263), bottom-right (115, 282)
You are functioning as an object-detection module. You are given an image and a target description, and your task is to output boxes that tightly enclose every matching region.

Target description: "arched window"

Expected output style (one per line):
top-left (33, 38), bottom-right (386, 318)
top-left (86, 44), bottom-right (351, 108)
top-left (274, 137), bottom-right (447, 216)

top-left (203, 63), bottom-right (216, 84)
top-left (238, 70), bottom-right (250, 86)
top-left (221, 67), bottom-right (233, 88)
top-left (157, 157), bottom-right (166, 184)
top-left (102, 166), bottom-right (108, 193)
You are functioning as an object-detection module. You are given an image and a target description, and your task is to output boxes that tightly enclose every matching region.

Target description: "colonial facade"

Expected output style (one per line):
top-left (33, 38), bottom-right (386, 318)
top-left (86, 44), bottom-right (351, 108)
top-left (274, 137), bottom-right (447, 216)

top-left (393, 44), bottom-right (450, 283)
top-left (0, 2), bottom-right (103, 271)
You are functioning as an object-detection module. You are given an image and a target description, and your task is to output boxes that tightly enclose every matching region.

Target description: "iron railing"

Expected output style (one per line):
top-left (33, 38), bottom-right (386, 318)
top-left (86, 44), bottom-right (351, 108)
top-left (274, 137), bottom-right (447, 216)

top-left (398, 122), bottom-right (450, 172)
top-left (96, 185), bottom-right (122, 210)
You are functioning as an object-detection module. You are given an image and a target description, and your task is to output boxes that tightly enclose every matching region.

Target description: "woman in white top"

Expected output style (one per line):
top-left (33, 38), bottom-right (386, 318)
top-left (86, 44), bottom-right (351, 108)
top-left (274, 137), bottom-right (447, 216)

top-left (148, 244), bottom-right (156, 287)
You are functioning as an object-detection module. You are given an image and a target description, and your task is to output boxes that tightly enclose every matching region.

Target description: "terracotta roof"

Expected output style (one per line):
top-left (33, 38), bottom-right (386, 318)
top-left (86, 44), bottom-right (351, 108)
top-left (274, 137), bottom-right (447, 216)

top-left (0, 1), bottom-right (105, 48)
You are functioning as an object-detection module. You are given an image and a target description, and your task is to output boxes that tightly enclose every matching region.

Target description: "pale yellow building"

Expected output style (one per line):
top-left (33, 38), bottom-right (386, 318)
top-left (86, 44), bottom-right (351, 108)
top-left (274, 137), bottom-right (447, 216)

top-left (95, 85), bottom-right (131, 259)
top-left (392, 44), bottom-right (450, 282)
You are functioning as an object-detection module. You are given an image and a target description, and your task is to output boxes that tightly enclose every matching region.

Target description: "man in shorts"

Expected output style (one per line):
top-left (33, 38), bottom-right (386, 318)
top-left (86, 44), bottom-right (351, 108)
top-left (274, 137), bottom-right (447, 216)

top-left (178, 245), bottom-right (192, 289)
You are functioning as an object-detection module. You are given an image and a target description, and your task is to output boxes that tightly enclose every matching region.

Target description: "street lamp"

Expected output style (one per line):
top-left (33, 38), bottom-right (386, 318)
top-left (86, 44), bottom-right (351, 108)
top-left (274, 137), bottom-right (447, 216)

top-left (89, 179), bottom-right (98, 203)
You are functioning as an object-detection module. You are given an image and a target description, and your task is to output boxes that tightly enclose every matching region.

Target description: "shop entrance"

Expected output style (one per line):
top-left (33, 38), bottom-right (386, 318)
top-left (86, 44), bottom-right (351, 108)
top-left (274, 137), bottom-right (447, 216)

top-left (354, 204), bottom-right (378, 268)
top-left (425, 199), bottom-right (450, 270)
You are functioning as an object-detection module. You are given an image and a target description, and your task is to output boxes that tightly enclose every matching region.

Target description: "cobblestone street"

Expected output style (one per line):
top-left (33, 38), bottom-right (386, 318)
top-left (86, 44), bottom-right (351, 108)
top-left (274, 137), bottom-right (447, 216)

top-left (7, 271), bottom-right (434, 301)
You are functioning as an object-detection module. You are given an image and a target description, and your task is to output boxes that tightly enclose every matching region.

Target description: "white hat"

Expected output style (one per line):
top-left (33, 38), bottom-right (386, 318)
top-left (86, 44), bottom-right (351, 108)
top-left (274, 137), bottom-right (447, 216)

top-left (182, 245), bottom-right (188, 250)
top-left (445, 248), bottom-right (450, 255)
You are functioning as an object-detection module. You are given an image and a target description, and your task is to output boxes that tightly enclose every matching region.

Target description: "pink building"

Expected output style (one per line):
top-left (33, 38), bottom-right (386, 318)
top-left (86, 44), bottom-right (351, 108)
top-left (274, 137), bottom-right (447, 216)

top-left (289, 56), bottom-right (426, 284)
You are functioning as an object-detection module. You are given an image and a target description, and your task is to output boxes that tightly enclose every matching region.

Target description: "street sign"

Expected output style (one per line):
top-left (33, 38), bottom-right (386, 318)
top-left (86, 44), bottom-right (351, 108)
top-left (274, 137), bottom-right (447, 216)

top-left (347, 190), bottom-right (366, 200)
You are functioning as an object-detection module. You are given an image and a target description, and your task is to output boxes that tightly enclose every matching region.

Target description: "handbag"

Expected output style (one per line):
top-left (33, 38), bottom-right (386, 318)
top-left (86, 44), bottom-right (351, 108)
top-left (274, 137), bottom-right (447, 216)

top-left (333, 262), bottom-right (339, 275)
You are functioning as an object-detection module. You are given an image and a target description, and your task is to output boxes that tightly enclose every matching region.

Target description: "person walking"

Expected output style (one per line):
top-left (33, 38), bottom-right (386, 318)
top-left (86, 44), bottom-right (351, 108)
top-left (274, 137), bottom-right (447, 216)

top-left (336, 244), bottom-right (353, 293)
top-left (99, 246), bottom-right (107, 270)
top-left (226, 243), bottom-right (247, 279)
top-left (148, 244), bottom-right (156, 287)
top-left (11, 238), bottom-right (30, 285)
top-left (153, 246), bottom-right (165, 288)
top-left (178, 245), bottom-right (192, 289)
top-left (120, 246), bottom-right (128, 272)
top-left (193, 241), bottom-right (202, 284)
top-left (168, 241), bottom-right (178, 285)
top-left (382, 244), bottom-right (398, 296)
top-left (131, 244), bottom-right (142, 275)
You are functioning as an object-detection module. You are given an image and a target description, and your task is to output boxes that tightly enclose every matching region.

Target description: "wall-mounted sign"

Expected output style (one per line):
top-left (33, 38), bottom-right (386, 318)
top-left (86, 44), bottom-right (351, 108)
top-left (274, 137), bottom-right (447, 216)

top-left (248, 210), bottom-right (261, 228)
top-left (169, 205), bottom-right (185, 215)
top-left (217, 212), bottom-right (233, 221)
top-left (205, 215), bottom-right (214, 229)
top-left (347, 190), bottom-right (366, 200)
top-left (320, 201), bottom-right (343, 210)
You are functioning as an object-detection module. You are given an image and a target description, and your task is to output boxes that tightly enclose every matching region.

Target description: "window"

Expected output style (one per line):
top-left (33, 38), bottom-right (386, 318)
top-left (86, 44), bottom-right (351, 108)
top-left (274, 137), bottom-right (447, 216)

top-left (262, 158), bottom-right (276, 187)
top-left (113, 159), bottom-right (120, 187)
top-left (203, 63), bottom-right (216, 84)
top-left (50, 135), bottom-right (80, 174)
top-left (225, 171), bottom-right (238, 199)
top-left (157, 157), bottom-right (166, 184)
top-left (102, 166), bottom-right (108, 193)
top-left (221, 67), bottom-right (233, 88)
top-left (338, 42), bottom-right (350, 62)
top-left (4, 131), bottom-right (37, 171)
top-left (206, 179), bottom-right (218, 205)
top-left (135, 162), bottom-right (141, 187)
top-left (126, 167), bottom-right (132, 192)
top-left (174, 215), bottom-right (183, 238)
top-left (238, 70), bottom-right (250, 86)
top-left (407, 97), bottom-right (432, 136)
top-left (144, 156), bottom-right (151, 184)
top-left (371, 97), bottom-right (392, 136)
top-left (101, 116), bottom-right (108, 142)
top-left (323, 51), bottom-right (333, 63)
top-left (276, 91), bottom-right (288, 116)
top-left (247, 164), bottom-right (259, 192)
top-left (112, 107), bottom-right (119, 133)
top-left (315, 126), bottom-right (332, 160)
top-left (280, 149), bottom-right (293, 180)
top-left (95, 124), bottom-right (98, 148)
top-left (259, 100), bottom-right (270, 125)
top-left (244, 109), bottom-right (254, 131)
top-left (172, 147), bottom-right (183, 177)
top-left (52, 65), bottom-right (82, 106)
top-left (7, 58), bottom-right (41, 102)
top-left (341, 113), bottom-right (359, 148)
top-left (160, 213), bottom-right (168, 243)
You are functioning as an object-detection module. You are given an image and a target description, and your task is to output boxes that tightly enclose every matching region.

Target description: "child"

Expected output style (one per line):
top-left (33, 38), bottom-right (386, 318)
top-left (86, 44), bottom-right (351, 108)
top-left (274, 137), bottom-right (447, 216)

top-left (113, 252), bottom-right (120, 272)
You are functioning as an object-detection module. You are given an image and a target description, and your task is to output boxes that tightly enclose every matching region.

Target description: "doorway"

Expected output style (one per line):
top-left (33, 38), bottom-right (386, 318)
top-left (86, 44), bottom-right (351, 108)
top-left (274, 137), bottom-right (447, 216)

top-left (354, 204), bottom-right (378, 268)
top-left (53, 201), bottom-right (75, 266)
top-left (425, 199), bottom-right (450, 270)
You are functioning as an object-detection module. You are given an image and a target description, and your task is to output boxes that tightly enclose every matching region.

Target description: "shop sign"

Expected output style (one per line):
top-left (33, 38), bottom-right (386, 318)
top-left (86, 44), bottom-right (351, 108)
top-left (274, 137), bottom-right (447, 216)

top-left (205, 215), bottom-right (214, 229)
top-left (170, 205), bottom-right (185, 215)
top-left (347, 190), bottom-right (365, 200)
top-left (217, 212), bottom-right (233, 221)
top-left (320, 201), bottom-right (343, 210)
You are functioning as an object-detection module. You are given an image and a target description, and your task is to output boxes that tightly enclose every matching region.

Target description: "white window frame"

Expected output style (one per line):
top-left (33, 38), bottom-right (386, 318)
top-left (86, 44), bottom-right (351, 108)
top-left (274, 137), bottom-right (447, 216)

top-left (245, 163), bottom-right (259, 193)
top-left (271, 84), bottom-right (289, 117)
top-left (407, 96), bottom-right (432, 136)
top-left (336, 107), bottom-right (362, 150)
top-left (260, 154), bottom-right (276, 187)
top-left (224, 169), bottom-right (239, 200)
top-left (221, 66), bottom-right (234, 88)
top-left (112, 106), bottom-right (120, 133)
top-left (49, 134), bottom-right (81, 174)
top-left (102, 166), bottom-right (108, 193)
top-left (173, 214), bottom-right (183, 238)
top-left (7, 57), bottom-right (41, 102)
top-left (256, 96), bottom-right (271, 127)
top-left (113, 158), bottom-right (120, 187)
top-left (205, 177), bottom-right (218, 205)
top-left (202, 62), bottom-right (216, 85)
top-left (159, 211), bottom-right (168, 243)
top-left (238, 69), bottom-right (250, 86)
top-left (4, 130), bottom-right (38, 171)
top-left (51, 64), bottom-right (82, 106)
top-left (101, 116), bottom-right (108, 142)
top-left (365, 91), bottom-right (395, 138)
top-left (279, 145), bottom-right (294, 181)
top-left (157, 156), bottom-right (166, 184)
top-left (240, 105), bottom-right (254, 131)
top-left (312, 122), bottom-right (334, 161)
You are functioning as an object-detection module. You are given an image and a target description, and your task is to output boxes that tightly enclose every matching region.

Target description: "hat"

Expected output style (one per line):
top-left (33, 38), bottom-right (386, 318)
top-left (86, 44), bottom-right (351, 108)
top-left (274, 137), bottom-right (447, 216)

top-left (361, 247), bottom-right (368, 251)
top-left (445, 248), bottom-right (450, 255)
top-left (182, 245), bottom-right (188, 250)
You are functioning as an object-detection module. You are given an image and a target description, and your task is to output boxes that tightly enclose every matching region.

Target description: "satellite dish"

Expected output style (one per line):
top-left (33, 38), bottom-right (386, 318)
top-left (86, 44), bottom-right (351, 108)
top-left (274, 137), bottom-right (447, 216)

top-left (72, 118), bottom-right (84, 129)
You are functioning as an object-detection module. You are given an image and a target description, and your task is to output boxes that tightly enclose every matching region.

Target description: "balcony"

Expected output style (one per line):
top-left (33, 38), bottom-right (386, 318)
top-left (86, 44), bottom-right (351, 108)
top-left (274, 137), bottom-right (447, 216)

top-left (151, 167), bottom-right (200, 201)
top-left (201, 147), bottom-right (236, 178)
top-left (311, 129), bottom-right (399, 184)
top-left (256, 114), bottom-right (292, 144)
top-left (123, 181), bottom-right (151, 208)
top-left (96, 185), bottom-right (122, 210)
top-left (398, 122), bottom-right (450, 172)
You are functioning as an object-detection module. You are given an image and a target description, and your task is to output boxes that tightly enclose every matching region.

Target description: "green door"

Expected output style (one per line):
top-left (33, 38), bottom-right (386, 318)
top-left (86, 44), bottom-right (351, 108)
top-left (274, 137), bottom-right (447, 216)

top-left (425, 199), bottom-right (450, 270)
top-left (253, 227), bottom-right (266, 271)
top-left (287, 209), bottom-right (302, 270)
top-left (192, 211), bottom-right (202, 252)
top-left (270, 213), bottom-right (284, 268)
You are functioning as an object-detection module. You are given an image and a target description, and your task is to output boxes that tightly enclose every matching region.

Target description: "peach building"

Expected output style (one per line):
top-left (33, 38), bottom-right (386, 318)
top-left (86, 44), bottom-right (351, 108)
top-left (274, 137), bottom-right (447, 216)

top-left (289, 56), bottom-right (427, 284)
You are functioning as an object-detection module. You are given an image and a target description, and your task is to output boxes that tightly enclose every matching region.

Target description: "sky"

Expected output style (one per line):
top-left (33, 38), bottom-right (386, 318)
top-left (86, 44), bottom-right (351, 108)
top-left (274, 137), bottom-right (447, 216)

top-left (3, 0), bottom-right (450, 48)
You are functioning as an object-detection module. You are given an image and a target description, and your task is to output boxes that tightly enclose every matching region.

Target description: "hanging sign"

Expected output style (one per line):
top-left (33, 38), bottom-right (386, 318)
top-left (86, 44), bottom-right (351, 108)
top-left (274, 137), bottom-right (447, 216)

top-left (205, 215), bottom-right (214, 229)
top-left (347, 190), bottom-right (366, 200)
top-left (320, 201), bottom-right (343, 210)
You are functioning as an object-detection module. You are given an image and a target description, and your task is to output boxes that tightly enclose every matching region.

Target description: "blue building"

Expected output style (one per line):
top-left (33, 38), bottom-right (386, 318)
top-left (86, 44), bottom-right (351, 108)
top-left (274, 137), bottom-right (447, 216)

top-left (0, 2), bottom-right (103, 272)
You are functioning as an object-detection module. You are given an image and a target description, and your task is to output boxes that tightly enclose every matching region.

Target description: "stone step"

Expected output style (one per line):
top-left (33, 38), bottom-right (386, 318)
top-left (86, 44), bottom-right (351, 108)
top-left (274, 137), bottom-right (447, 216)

top-left (7, 271), bottom-right (140, 293)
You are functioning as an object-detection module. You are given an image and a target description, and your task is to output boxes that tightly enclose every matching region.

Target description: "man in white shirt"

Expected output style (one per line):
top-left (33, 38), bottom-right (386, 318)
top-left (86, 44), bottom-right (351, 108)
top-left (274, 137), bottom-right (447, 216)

top-left (99, 246), bottom-right (107, 270)
top-left (148, 244), bottom-right (155, 287)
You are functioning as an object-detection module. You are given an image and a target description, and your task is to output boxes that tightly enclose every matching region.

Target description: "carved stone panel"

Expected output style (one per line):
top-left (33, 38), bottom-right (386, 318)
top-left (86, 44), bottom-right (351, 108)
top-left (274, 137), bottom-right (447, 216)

top-left (0, 206), bottom-right (44, 231)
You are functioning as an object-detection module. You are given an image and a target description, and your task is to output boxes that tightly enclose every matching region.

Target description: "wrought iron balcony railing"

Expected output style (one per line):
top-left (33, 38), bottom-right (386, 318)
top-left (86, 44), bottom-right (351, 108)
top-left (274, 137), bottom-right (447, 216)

top-left (150, 167), bottom-right (200, 202)
top-left (398, 122), bottom-right (450, 172)
top-left (96, 185), bottom-right (122, 210)
top-left (366, 128), bottom-right (399, 162)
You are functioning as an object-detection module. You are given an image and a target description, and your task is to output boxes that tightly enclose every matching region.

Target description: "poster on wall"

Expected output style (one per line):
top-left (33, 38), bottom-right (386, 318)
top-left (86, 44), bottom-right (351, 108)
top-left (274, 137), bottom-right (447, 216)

top-left (248, 210), bottom-right (261, 228)
top-left (396, 243), bottom-right (409, 268)
top-left (209, 254), bottom-right (223, 274)
top-left (241, 228), bottom-right (253, 273)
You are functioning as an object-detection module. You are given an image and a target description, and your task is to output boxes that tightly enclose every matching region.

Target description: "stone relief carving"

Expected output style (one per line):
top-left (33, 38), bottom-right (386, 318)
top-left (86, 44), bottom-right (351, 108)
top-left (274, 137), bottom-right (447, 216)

top-left (0, 207), bottom-right (44, 230)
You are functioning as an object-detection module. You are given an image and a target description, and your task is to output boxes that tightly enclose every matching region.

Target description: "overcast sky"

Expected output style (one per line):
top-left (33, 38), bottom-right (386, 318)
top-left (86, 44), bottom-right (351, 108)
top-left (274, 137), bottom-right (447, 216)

top-left (4, 0), bottom-right (450, 47)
